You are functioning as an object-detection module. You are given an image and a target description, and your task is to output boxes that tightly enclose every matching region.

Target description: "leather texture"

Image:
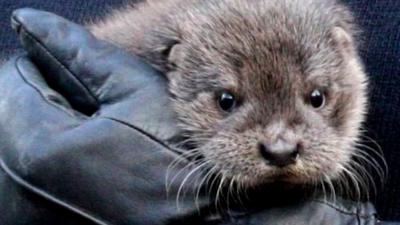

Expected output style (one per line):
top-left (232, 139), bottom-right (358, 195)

top-left (0, 8), bottom-right (390, 225)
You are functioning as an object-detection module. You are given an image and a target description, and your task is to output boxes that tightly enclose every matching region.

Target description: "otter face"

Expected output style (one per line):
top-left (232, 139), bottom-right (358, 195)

top-left (167, 1), bottom-right (367, 186)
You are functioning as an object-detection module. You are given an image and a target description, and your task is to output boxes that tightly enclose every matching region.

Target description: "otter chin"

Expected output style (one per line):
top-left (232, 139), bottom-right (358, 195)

top-left (91, 0), bottom-right (369, 189)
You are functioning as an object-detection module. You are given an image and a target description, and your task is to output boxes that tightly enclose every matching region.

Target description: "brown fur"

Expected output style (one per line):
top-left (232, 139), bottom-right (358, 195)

top-left (89, 0), bottom-right (368, 188)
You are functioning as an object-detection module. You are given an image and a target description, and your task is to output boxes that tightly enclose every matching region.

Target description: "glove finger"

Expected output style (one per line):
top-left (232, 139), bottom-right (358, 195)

top-left (0, 55), bottom-right (84, 164)
top-left (11, 8), bottom-right (164, 115)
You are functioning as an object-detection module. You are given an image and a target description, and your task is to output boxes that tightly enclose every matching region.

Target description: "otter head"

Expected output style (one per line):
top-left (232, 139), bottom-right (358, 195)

top-left (164, 0), bottom-right (367, 187)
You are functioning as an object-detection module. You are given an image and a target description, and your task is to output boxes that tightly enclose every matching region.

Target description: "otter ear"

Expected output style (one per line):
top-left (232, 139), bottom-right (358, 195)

top-left (157, 40), bottom-right (183, 72)
top-left (159, 41), bottom-right (184, 71)
top-left (331, 26), bottom-right (355, 56)
top-left (168, 43), bottom-right (184, 65)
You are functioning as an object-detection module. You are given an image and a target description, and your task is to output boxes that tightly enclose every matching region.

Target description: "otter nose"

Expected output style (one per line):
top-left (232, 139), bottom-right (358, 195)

top-left (258, 139), bottom-right (299, 167)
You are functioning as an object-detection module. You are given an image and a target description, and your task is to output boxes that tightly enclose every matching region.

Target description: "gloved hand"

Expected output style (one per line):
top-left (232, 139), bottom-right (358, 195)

top-left (0, 8), bottom-right (208, 225)
top-left (0, 8), bottom-right (385, 225)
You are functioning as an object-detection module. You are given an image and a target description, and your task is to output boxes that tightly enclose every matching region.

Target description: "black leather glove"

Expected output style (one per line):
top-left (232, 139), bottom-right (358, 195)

top-left (0, 8), bottom-right (209, 225)
top-left (0, 8), bottom-right (388, 225)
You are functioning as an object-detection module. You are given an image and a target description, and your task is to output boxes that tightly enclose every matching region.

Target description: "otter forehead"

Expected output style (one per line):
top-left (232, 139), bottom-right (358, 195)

top-left (176, 0), bottom-right (352, 88)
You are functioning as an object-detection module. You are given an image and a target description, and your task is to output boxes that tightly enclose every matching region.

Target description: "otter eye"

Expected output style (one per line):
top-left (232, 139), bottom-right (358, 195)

top-left (310, 90), bottom-right (325, 108)
top-left (218, 91), bottom-right (236, 112)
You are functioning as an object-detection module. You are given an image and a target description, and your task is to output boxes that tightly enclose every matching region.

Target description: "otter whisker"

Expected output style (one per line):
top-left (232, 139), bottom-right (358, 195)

top-left (166, 152), bottom-right (204, 197)
top-left (215, 174), bottom-right (227, 216)
top-left (353, 143), bottom-right (388, 182)
top-left (352, 149), bottom-right (386, 182)
top-left (226, 175), bottom-right (237, 215)
top-left (174, 137), bottom-right (212, 148)
top-left (208, 169), bottom-right (222, 200)
top-left (351, 164), bottom-right (371, 200)
top-left (341, 165), bottom-right (363, 201)
top-left (346, 165), bottom-right (365, 200)
top-left (335, 171), bottom-right (351, 199)
top-left (323, 174), bottom-right (337, 204)
top-left (357, 133), bottom-right (387, 173)
top-left (320, 178), bottom-right (328, 202)
top-left (176, 160), bottom-right (210, 211)
top-left (234, 174), bottom-right (247, 210)
top-left (195, 164), bottom-right (217, 211)
top-left (358, 132), bottom-right (384, 155)
top-left (348, 159), bottom-right (377, 199)
top-left (167, 155), bottom-right (200, 190)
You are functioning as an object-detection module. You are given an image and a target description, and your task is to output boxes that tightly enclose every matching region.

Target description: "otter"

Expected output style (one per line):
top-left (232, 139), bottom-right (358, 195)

top-left (89, 0), bottom-right (373, 194)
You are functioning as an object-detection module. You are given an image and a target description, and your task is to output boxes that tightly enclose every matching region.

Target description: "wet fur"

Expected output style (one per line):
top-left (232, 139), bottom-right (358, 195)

top-left (90, 0), bottom-right (380, 197)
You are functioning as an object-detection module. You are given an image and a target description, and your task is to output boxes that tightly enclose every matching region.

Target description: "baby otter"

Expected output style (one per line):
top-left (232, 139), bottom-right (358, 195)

top-left (90, 0), bottom-right (368, 189)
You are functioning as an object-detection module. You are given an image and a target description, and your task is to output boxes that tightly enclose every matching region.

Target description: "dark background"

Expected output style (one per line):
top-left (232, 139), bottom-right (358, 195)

top-left (0, 0), bottom-right (399, 221)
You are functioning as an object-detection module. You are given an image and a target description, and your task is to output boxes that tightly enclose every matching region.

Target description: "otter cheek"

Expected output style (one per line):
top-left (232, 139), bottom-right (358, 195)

top-left (173, 91), bottom-right (224, 132)
top-left (292, 125), bottom-right (339, 180)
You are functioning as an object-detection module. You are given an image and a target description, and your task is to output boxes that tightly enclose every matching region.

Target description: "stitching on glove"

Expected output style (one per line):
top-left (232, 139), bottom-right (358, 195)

top-left (15, 55), bottom-right (86, 120)
top-left (13, 16), bottom-right (100, 109)
top-left (313, 199), bottom-right (376, 219)
top-left (0, 158), bottom-right (110, 225)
